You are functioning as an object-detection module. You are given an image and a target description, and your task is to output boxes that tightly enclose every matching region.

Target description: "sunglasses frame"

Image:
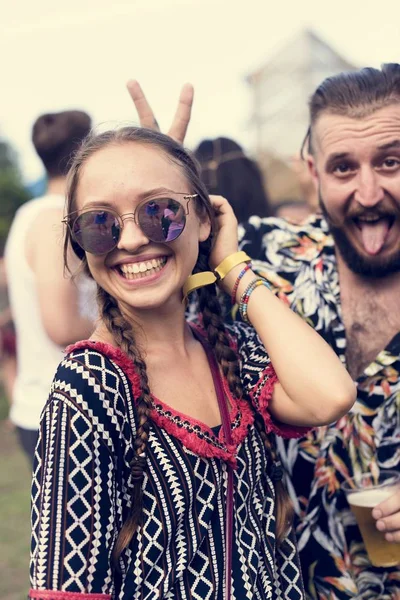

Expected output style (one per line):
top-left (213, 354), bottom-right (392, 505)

top-left (63, 193), bottom-right (198, 255)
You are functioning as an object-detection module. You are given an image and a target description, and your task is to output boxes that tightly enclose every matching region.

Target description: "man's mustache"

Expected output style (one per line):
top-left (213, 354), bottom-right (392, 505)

top-left (346, 206), bottom-right (398, 220)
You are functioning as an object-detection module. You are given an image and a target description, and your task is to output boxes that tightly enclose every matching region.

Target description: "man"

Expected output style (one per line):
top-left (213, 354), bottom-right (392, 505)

top-left (236, 63), bottom-right (400, 600)
top-left (5, 111), bottom-right (96, 463)
top-left (127, 71), bottom-right (400, 599)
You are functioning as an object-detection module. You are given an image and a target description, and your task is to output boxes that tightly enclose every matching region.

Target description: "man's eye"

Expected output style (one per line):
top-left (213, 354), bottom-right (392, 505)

top-left (382, 158), bottom-right (400, 169)
top-left (333, 163), bottom-right (352, 175)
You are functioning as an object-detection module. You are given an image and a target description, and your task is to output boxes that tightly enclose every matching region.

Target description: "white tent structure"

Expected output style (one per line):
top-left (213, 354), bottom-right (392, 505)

top-left (246, 29), bottom-right (356, 158)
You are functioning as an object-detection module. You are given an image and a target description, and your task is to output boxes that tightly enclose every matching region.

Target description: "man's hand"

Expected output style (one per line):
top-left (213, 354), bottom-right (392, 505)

top-left (373, 488), bottom-right (400, 542)
top-left (126, 80), bottom-right (194, 144)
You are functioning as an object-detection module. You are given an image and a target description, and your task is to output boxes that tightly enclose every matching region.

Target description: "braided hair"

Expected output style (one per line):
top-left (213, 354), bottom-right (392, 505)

top-left (63, 126), bottom-right (293, 562)
top-left (194, 242), bottom-right (293, 544)
top-left (96, 286), bottom-right (151, 562)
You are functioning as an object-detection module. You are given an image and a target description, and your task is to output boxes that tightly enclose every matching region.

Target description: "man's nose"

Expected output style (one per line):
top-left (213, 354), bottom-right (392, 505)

top-left (354, 168), bottom-right (385, 207)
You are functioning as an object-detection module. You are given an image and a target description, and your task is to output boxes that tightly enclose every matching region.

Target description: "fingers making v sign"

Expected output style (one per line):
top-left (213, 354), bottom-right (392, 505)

top-left (126, 80), bottom-right (194, 144)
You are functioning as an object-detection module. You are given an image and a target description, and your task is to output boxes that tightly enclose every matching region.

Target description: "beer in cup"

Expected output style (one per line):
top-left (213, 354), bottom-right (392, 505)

top-left (343, 470), bottom-right (400, 568)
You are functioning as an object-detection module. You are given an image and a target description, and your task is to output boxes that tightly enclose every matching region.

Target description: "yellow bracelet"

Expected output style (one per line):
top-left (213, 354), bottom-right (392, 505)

top-left (182, 251), bottom-right (252, 303)
top-left (213, 251), bottom-right (251, 281)
top-left (182, 271), bottom-right (217, 302)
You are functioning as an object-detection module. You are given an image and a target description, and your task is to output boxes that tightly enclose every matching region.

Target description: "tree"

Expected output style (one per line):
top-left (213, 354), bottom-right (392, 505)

top-left (0, 139), bottom-right (29, 253)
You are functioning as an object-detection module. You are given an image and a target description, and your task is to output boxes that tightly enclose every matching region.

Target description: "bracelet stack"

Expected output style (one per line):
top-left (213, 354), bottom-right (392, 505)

top-left (239, 277), bottom-right (272, 323)
top-left (231, 264), bottom-right (252, 305)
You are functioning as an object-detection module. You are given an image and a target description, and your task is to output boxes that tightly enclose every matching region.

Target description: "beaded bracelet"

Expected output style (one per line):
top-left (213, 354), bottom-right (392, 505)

top-left (239, 278), bottom-right (271, 323)
top-left (231, 263), bottom-right (252, 305)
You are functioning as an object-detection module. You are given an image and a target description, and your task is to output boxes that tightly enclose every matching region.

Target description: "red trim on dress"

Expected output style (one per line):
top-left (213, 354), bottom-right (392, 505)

top-left (66, 339), bottom-right (141, 395)
top-left (250, 363), bottom-right (312, 439)
top-left (65, 338), bottom-right (247, 467)
top-left (66, 330), bottom-right (306, 464)
top-left (29, 590), bottom-right (111, 600)
top-left (151, 409), bottom-right (238, 468)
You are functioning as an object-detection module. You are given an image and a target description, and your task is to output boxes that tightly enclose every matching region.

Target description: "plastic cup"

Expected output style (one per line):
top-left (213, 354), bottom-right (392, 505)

top-left (342, 470), bottom-right (400, 568)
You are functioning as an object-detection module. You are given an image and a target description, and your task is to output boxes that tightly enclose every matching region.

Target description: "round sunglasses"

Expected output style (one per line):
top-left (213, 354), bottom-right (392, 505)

top-left (63, 194), bottom-right (198, 255)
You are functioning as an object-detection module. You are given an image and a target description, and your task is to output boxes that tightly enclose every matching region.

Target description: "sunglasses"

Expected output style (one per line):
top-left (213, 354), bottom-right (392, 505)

top-left (63, 194), bottom-right (198, 255)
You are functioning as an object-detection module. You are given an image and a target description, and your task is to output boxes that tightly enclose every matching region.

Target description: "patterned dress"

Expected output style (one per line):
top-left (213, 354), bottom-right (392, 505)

top-left (30, 322), bottom-right (307, 600)
top-left (238, 215), bottom-right (400, 600)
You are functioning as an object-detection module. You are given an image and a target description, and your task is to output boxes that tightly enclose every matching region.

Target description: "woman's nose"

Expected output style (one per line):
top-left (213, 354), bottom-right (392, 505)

top-left (116, 218), bottom-right (150, 252)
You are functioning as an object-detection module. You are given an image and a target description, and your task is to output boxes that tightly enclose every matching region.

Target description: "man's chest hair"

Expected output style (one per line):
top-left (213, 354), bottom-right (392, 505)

top-left (340, 289), bottom-right (400, 379)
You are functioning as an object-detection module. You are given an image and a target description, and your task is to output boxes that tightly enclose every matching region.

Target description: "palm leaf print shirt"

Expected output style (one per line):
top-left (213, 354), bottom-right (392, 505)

top-left (239, 215), bottom-right (400, 600)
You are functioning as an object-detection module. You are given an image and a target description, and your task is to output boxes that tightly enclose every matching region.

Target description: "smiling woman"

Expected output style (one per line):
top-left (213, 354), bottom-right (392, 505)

top-left (29, 126), bottom-right (356, 600)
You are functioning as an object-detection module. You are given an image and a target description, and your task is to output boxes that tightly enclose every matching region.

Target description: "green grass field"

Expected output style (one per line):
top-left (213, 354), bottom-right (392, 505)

top-left (0, 417), bottom-right (32, 600)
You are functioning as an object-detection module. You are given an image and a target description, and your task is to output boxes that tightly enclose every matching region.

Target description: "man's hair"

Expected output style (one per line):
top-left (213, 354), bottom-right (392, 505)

top-left (32, 110), bottom-right (92, 177)
top-left (305, 63), bottom-right (400, 154)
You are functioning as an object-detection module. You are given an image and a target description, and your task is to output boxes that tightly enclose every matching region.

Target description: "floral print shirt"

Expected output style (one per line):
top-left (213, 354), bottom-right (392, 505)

top-left (238, 214), bottom-right (400, 600)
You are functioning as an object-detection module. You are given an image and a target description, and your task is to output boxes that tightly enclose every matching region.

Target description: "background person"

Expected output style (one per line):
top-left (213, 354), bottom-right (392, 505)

top-left (5, 110), bottom-right (96, 464)
top-left (193, 136), bottom-right (272, 223)
top-left (239, 64), bottom-right (400, 599)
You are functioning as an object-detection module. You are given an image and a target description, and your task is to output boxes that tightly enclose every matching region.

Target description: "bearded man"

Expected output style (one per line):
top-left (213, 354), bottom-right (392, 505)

top-left (238, 64), bottom-right (400, 600)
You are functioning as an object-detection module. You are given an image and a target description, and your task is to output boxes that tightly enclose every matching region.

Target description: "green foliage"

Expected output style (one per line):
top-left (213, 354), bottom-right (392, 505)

top-left (0, 140), bottom-right (19, 172)
top-left (0, 139), bottom-right (29, 254)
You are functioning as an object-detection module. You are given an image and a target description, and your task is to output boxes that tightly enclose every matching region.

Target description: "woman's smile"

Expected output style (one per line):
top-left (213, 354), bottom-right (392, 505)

top-left (113, 255), bottom-right (169, 284)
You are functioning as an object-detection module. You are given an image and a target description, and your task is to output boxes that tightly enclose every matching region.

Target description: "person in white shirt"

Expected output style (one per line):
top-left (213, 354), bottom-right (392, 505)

top-left (5, 111), bottom-right (97, 463)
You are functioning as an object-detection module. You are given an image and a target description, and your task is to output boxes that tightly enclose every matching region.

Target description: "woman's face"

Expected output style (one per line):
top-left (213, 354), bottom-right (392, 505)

top-left (74, 141), bottom-right (211, 313)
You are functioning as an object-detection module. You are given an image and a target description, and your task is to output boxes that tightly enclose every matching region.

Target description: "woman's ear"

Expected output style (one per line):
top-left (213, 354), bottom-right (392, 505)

top-left (198, 215), bottom-right (212, 243)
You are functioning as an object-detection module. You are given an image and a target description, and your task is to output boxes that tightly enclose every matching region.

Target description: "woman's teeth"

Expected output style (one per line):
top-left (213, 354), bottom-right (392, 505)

top-left (119, 257), bottom-right (167, 279)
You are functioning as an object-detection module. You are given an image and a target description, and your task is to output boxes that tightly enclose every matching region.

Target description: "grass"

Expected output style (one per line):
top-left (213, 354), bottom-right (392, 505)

top-left (0, 404), bottom-right (32, 600)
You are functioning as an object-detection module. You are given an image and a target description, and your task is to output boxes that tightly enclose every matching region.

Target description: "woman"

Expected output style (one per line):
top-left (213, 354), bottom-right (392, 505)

top-left (29, 127), bottom-right (355, 600)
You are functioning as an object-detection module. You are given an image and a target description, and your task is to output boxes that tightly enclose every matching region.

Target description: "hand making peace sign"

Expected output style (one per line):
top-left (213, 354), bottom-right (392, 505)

top-left (126, 80), bottom-right (194, 144)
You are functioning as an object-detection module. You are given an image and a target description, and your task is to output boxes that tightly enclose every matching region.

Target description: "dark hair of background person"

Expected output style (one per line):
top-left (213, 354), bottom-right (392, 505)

top-left (193, 137), bottom-right (272, 223)
top-left (64, 126), bottom-right (292, 561)
top-left (32, 110), bottom-right (92, 178)
top-left (301, 63), bottom-right (400, 157)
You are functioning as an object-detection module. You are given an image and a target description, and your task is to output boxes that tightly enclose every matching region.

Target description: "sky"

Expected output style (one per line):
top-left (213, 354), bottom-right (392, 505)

top-left (1, 0), bottom-right (400, 182)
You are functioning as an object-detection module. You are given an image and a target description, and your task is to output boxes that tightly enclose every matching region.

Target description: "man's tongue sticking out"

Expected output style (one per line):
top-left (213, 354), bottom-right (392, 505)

top-left (359, 219), bottom-right (390, 255)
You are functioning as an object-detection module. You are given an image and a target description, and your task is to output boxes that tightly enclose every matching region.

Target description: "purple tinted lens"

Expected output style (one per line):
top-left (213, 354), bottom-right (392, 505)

top-left (72, 210), bottom-right (120, 254)
top-left (138, 198), bottom-right (186, 242)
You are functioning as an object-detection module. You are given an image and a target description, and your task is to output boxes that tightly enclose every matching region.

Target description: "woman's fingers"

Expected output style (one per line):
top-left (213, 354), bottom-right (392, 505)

top-left (126, 80), bottom-right (160, 131)
top-left (209, 195), bottom-right (236, 222)
top-left (167, 83), bottom-right (194, 143)
top-left (126, 80), bottom-right (194, 143)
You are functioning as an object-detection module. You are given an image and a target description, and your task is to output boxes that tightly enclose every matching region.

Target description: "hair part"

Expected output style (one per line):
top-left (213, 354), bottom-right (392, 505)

top-left (303, 63), bottom-right (400, 156)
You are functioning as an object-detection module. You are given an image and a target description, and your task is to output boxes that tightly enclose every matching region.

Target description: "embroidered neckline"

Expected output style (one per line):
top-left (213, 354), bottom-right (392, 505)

top-left (66, 326), bottom-right (254, 467)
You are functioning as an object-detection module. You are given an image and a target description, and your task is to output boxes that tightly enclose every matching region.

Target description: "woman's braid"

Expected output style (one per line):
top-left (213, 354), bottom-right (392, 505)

top-left (195, 245), bottom-right (293, 543)
top-left (97, 287), bottom-right (152, 562)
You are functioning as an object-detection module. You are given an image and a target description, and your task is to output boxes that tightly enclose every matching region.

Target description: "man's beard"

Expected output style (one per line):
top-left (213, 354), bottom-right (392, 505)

top-left (319, 194), bottom-right (400, 278)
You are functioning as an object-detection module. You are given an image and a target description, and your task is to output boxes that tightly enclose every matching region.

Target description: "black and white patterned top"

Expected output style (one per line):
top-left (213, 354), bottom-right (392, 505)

top-left (30, 322), bottom-right (308, 600)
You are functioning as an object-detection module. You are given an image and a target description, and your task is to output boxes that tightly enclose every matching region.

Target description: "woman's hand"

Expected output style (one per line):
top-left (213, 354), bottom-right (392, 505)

top-left (126, 80), bottom-right (194, 144)
top-left (208, 195), bottom-right (239, 271)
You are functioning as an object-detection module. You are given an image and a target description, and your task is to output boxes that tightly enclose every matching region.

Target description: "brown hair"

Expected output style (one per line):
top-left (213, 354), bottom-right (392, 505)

top-left (63, 126), bottom-right (292, 561)
top-left (302, 63), bottom-right (400, 156)
top-left (32, 110), bottom-right (92, 177)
